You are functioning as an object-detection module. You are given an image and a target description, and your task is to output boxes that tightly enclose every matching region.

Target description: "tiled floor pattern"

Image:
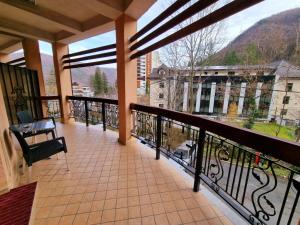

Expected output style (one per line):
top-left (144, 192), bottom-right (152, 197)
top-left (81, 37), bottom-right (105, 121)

top-left (19, 122), bottom-right (234, 225)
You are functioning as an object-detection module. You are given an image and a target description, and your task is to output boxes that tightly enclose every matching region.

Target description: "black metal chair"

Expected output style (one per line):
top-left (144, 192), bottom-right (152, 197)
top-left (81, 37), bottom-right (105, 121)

top-left (10, 126), bottom-right (69, 170)
top-left (16, 110), bottom-right (57, 139)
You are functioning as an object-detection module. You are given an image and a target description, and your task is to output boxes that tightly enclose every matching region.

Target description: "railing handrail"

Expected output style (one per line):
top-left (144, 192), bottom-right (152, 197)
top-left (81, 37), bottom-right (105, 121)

top-left (130, 103), bottom-right (300, 167)
top-left (35, 96), bottom-right (60, 100)
top-left (66, 95), bottom-right (118, 105)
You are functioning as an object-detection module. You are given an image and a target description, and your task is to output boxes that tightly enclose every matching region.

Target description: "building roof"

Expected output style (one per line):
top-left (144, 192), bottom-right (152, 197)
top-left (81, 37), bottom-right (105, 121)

top-left (150, 61), bottom-right (300, 79)
top-left (271, 60), bottom-right (300, 78)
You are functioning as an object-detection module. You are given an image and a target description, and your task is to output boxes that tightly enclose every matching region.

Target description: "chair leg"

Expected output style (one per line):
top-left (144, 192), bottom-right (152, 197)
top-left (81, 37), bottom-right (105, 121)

top-left (27, 166), bottom-right (32, 183)
top-left (56, 153), bottom-right (59, 160)
top-left (64, 153), bottom-right (70, 171)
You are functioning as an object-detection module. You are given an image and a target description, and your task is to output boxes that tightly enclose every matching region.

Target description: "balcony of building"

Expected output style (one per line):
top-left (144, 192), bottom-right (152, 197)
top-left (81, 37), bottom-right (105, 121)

top-left (23, 122), bottom-right (234, 225)
top-left (0, 0), bottom-right (300, 225)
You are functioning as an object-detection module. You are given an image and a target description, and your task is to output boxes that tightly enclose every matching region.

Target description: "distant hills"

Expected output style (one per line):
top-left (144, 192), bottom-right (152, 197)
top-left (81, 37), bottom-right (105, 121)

top-left (13, 52), bottom-right (117, 87)
top-left (210, 8), bottom-right (300, 66)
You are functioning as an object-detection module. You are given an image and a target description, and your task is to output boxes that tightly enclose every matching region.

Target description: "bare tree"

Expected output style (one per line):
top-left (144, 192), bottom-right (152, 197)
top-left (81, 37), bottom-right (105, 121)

top-left (179, 2), bottom-right (225, 113)
top-left (160, 1), bottom-right (226, 113)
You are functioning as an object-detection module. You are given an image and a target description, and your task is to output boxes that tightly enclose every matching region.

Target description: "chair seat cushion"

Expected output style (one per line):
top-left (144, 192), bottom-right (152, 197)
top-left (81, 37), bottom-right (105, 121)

top-left (28, 140), bottom-right (64, 164)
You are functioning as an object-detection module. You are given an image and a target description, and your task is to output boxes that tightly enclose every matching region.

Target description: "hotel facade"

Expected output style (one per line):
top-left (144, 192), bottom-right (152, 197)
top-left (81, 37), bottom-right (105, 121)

top-left (150, 61), bottom-right (300, 124)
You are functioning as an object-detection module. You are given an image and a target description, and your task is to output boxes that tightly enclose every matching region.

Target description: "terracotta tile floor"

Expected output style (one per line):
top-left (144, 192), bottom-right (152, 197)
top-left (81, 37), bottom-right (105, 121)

top-left (19, 122), bottom-right (234, 225)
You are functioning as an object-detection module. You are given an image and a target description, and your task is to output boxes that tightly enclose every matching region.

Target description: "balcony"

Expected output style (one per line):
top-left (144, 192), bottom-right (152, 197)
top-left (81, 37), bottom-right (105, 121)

top-left (0, 0), bottom-right (300, 224)
top-left (22, 122), bottom-right (233, 225)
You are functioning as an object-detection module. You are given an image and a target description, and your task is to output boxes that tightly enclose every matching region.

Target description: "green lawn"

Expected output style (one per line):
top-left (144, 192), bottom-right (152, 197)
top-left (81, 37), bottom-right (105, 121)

top-left (252, 123), bottom-right (296, 141)
top-left (230, 121), bottom-right (297, 141)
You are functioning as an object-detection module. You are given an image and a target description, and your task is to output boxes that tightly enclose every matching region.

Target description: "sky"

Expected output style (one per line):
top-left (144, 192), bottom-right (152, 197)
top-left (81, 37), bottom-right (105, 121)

top-left (38, 0), bottom-right (300, 62)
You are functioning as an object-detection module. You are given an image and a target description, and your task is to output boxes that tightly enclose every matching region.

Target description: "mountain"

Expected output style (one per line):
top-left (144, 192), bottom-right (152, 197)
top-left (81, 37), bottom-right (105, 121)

top-left (12, 52), bottom-right (117, 86)
top-left (210, 8), bottom-right (300, 65)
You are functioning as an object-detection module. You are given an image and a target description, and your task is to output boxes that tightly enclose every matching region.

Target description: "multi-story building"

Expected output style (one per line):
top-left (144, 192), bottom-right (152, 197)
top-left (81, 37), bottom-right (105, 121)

top-left (137, 52), bottom-right (152, 95)
top-left (150, 61), bottom-right (300, 124)
top-left (72, 82), bottom-right (94, 97)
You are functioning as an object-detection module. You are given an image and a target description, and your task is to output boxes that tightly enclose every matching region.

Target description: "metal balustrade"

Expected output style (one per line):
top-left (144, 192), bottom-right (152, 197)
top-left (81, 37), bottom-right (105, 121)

top-left (130, 103), bottom-right (300, 225)
top-left (62, 96), bottom-right (300, 224)
top-left (66, 96), bottom-right (119, 130)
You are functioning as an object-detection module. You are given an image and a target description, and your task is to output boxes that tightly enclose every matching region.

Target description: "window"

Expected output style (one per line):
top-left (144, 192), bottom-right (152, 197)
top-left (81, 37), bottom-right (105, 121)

top-left (286, 83), bottom-right (293, 92)
top-left (159, 93), bottom-right (164, 99)
top-left (159, 82), bottom-right (164, 88)
top-left (159, 104), bottom-right (164, 108)
top-left (283, 96), bottom-right (290, 104)
top-left (281, 109), bottom-right (287, 116)
top-left (228, 71), bottom-right (235, 75)
top-left (215, 71), bottom-right (218, 75)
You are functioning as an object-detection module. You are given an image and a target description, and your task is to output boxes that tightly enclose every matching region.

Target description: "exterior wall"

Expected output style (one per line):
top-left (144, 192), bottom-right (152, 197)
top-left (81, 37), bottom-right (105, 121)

top-left (270, 78), bottom-right (300, 123)
top-left (150, 65), bottom-right (278, 117)
top-left (149, 80), bottom-right (169, 108)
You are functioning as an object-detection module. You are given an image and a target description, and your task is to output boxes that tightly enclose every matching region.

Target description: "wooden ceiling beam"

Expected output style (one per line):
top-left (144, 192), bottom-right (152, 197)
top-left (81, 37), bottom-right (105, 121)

top-left (0, 0), bottom-right (82, 34)
top-left (0, 17), bottom-right (55, 42)
top-left (0, 40), bottom-right (21, 53)
top-left (75, 0), bottom-right (122, 20)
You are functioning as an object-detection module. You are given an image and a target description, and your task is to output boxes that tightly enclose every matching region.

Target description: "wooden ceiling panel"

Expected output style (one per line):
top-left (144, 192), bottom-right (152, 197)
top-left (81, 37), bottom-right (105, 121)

top-left (37, 0), bottom-right (99, 22)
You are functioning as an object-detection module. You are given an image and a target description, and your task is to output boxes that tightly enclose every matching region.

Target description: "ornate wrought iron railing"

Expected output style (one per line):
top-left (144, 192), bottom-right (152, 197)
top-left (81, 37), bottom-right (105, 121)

top-left (37, 96), bottom-right (61, 119)
top-left (66, 96), bottom-right (118, 130)
top-left (130, 103), bottom-right (300, 225)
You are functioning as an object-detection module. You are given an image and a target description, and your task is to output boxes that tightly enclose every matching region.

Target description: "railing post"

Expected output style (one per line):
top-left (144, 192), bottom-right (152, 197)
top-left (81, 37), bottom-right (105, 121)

top-left (156, 115), bottom-right (162, 160)
top-left (102, 102), bottom-right (106, 131)
top-left (193, 129), bottom-right (206, 192)
top-left (85, 100), bottom-right (89, 126)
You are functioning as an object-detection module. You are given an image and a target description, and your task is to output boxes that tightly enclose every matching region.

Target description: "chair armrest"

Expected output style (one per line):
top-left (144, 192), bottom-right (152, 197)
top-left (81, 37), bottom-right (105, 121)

top-left (29, 136), bottom-right (66, 149)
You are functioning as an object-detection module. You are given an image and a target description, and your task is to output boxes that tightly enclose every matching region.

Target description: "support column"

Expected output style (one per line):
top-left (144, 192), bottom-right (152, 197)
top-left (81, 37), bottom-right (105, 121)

top-left (115, 14), bottom-right (137, 145)
top-left (209, 82), bottom-right (216, 113)
top-left (0, 84), bottom-right (18, 191)
top-left (182, 82), bottom-right (189, 112)
top-left (52, 42), bottom-right (72, 123)
top-left (0, 53), bottom-right (10, 63)
top-left (22, 38), bottom-right (45, 96)
top-left (222, 82), bottom-right (231, 114)
top-left (195, 83), bottom-right (202, 112)
top-left (255, 82), bottom-right (263, 109)
top-left (238, 83), bottom-right (246, 115)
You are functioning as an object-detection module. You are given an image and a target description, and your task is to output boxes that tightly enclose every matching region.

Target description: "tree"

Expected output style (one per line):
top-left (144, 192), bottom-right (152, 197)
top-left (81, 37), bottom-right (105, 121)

top-left (223, 51), bottom-right (241, 65)
top-left (91, 67), bottom-right (104, 96)
top-left (45, 69), bottom-right (57, 95)
top-left (228, 102), bottom-right (238, 119)
top-left (102, 72), bottom-right (109, 94)
top-left (160, 1), bottom-right (225, 113)
top-left (244, 43), bottom-right (262, 65)
top-left (243, 96), bottom-right (259, 129)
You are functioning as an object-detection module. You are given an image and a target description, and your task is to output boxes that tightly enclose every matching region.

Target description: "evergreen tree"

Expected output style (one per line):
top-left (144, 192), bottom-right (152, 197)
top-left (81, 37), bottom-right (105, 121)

top-left (244, 43), bottom-right (262, 64)
top-left (223, 51), bottom-right (241, 65)
top-left (243, 97), bottom-right (259, 129)
top-left (91, 67), bottom-right (103, 95)
top-left (102, 72), bottom-right (109, 94)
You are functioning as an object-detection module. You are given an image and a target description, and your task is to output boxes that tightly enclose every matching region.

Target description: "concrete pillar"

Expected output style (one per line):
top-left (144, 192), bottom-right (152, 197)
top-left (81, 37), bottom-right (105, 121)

top-left (0, 53), bottom-right (10, 63)
top-left (22, 38), bottom-right (45, 96)
top-left (182, 82), bottom-right (189, 112)
top-left (238, 83), bottom-right (246, 115)
top-left (209, 82), bottom-right (216, 113)
top-left (52, 42), bottom-right (72, 123)
top-left (195, 83), bottom-right (202, 112)
top-left (115, 14), bottom-right (137, 145)
top-left (222, 82), bottom-right (231, 114)
top-left (0, 84), bottom-right (18, 191)
top-left (267, 76), bottom-right (279, 120)
top-left (255, 82), bottom-right (263, 109)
